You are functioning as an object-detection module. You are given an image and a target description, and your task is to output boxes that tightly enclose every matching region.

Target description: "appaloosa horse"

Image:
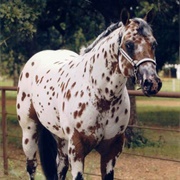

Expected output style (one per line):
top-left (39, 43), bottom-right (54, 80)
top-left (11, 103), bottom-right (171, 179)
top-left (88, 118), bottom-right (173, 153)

top-left (16, 11), bottom-right (162, 180)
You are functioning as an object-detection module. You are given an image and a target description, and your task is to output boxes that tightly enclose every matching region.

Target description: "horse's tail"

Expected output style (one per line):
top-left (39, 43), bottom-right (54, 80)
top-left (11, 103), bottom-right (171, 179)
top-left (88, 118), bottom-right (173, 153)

top-left (38, 125), bottom-right (58, 179)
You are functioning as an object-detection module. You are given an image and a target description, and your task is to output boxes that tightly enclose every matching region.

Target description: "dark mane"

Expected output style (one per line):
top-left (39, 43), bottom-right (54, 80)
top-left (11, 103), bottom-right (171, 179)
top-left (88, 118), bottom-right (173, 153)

top-left (82, 22), bottom-right (122, 54)
top-left (81, 18), bottom-right (152, 55)
top-left (132, 18), bottom-right (152, 36)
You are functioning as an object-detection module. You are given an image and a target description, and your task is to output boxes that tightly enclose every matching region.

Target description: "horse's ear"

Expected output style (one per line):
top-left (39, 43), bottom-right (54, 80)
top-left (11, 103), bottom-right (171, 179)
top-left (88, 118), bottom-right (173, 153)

top-left (120, 9), bottom-right (130, 26)
top-left (144, 9), bottom-right (156, 24)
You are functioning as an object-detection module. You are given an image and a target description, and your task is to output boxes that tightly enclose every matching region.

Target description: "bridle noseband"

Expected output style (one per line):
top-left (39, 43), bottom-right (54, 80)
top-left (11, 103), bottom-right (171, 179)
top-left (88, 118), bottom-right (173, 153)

top-left (118, 47), bottom-right (156, 83)
top-left (119, 48), bottom-right (156, 68)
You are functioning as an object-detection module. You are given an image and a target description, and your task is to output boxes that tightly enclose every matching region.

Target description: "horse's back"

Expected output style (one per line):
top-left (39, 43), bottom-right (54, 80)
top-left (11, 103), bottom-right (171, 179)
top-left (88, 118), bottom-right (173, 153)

top-left (17, 49), bottom-right (78, 125)
top-left (30, 49), bottom-right (78, 62)
top-left (24, 49), bottom-right (78, 70)
top-left (18, 49), bottom-right (78, 87)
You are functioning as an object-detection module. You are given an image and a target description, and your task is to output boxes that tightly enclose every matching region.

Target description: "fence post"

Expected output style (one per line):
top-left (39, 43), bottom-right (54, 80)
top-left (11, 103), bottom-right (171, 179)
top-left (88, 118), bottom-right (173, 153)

top-left (1, 89), bottom-right (8, 175)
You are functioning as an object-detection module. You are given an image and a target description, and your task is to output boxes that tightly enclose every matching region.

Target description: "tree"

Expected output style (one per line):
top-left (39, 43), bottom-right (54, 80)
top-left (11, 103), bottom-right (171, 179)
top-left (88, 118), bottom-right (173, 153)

top-left (87, 0), bottom-right (178, 145)
top-left (1, 0), bottom-right (178, 124)
top-left (1, 0), bottom-right (178, 81)
top-left (89, 0), bottom-right (179, 68)
top-left (136, 0), bottom-right (179, 67)
top-left (0, 0), bottom-right (178, 146)
top-left (34, 0), bottom-right (105, 52)
top-left (88, 0), bottom-right (140, 126)
top-left (0, 0), bottom-right (105, 85)
top-left (0, 0), bottom-right (45, 85)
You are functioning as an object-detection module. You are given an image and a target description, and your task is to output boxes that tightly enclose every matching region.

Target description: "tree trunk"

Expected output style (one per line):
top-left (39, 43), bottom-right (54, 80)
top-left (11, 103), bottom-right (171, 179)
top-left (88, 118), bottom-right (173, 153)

top-left (126, 77), bottom-right (137, 125)
top-left (125, 77), bottom-right (138, 148)
top-left (90, 1), bottom-right (139, 147)
top-left (13, 63), bottom-right (19, 86)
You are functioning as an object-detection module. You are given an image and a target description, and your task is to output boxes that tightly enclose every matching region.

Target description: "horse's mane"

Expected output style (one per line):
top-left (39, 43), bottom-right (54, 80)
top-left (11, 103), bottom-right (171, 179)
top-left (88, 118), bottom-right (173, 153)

top-left (81, 22), bottom-right (122, 54)
top-left (81, 18), bottom-right (152, 55)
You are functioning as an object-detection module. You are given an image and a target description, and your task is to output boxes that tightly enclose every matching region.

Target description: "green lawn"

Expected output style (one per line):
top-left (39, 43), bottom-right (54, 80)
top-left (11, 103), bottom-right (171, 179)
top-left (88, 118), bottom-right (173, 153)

top-left (160, 78), bottom-right (180, 92)
top-left (0, 77), bottom-right (179, 161)
top-left (136, 97), bottom-right (180, 127)
top-left (125, 129), bottom-right (180, 160)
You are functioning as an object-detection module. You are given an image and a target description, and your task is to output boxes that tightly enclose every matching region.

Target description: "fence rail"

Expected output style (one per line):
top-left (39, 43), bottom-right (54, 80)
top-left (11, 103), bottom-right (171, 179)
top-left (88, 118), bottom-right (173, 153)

top-left (1, 86), bottom-right (180, 176)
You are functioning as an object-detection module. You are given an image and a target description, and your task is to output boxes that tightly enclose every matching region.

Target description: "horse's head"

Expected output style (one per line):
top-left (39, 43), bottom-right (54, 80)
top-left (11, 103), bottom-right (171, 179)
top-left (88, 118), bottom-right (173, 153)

top-left (118, 10), bottom-right (162, 96)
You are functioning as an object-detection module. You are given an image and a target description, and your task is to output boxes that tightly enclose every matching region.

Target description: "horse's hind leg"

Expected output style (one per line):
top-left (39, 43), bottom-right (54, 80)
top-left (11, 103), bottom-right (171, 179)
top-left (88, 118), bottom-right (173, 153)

top-left (22, 122), bottom-right (39, 180)
top-left (96, 134), bottom-right (124, 180)
top-left (17, 99), bottom-right (40, 180)
top-left (56, 138), bottom-right (69, 179)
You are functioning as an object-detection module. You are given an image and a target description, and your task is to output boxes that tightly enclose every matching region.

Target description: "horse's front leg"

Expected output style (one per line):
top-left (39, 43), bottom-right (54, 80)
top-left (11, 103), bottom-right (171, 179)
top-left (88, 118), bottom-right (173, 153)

top-left (68, 130), bottom-right (85, 180)
top-left (96, 134), bottom-right (124, 180)
top-left (69, 155), bottom-right (84, 180)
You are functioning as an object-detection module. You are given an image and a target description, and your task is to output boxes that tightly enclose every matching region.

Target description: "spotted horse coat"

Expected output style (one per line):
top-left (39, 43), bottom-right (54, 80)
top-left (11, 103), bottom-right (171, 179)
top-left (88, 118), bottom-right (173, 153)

top-left (16, 11), bottom-right (162, 180)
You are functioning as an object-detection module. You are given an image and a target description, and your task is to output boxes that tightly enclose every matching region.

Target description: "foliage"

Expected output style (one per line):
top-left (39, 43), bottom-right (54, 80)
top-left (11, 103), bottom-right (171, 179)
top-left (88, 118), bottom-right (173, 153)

top-left (125, 129), bottom-right (180, 160)
top-left (0, 0), bottom-right (178, 83)
top-left (0, 0), bottom-right (45, 79)
top-left (88, 0), bottom-right (139, 25)
top-left (125, 127), bottom-right (161, 149)
top-left (34, 0), bottom-right (105, 51)
top-left (0, 0), bottom-right (41, 42)
top-left (136, 0), bottom-right (179, 67)
top-left (0, 0), bottom-right (105, 83)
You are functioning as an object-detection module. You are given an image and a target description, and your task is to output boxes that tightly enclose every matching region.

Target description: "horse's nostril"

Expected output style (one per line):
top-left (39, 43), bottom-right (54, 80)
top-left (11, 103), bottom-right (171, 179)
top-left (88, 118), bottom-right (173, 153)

top-left (143, 79), bottom-right (151, 87)
top-left (142, 77), bottom-right (162, 96)
top-left (143, 79), bottom-right (153, 90)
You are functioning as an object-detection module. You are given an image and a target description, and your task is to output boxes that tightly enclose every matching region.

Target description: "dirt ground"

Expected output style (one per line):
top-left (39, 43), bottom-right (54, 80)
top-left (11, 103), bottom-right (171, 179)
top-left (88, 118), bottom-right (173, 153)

top-left (0, 145), bottom-right (179, 180)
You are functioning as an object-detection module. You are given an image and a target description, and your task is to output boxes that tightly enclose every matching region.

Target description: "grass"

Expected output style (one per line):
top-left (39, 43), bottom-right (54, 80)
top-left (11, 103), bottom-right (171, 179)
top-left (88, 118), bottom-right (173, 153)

top-left (136, 97), bottom-right (180, 127)
top-left (0, 78), bottom-right (17, 99)
top-left (0, 78), bottom-right (14, 86)
top-left (138, 106), bottom-right (179, 127)
top-left (0, 77), bottom-right (180, 178)
top-left (125, 129), bottom-right (180, 160)
top-left (160, 78), bottom-right (180, 92)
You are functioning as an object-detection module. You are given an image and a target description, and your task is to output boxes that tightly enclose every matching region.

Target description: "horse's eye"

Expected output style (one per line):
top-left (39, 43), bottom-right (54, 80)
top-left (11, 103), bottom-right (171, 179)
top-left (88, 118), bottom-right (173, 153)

top-left (125, 41), bottom-right (134, 51)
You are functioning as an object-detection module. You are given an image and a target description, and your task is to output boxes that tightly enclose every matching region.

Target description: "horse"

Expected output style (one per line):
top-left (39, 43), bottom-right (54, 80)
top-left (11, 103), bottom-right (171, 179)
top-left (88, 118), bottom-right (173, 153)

top-left (16, 11), bottom-right (162, 180)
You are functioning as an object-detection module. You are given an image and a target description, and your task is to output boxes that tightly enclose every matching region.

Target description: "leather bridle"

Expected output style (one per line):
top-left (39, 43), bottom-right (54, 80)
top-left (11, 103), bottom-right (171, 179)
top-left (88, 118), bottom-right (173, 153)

top-left (118, 41), bottom-right (156, 82)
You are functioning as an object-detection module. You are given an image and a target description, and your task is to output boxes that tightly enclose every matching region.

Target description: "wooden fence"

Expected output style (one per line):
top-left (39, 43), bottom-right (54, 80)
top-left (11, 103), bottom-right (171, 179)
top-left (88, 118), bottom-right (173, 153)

top-left (1, 86), bottom-right (180, 175)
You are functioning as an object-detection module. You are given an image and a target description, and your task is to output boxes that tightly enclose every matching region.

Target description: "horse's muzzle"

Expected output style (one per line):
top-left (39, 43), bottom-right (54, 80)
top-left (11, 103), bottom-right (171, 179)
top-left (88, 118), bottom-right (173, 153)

top-left (141, 76), bottom-right (162, 96)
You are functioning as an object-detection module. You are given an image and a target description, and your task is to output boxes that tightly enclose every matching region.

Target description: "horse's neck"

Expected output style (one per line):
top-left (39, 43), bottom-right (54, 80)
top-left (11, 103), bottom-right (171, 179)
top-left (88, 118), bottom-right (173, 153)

top-left (85, 29), bottom-right (127, 100)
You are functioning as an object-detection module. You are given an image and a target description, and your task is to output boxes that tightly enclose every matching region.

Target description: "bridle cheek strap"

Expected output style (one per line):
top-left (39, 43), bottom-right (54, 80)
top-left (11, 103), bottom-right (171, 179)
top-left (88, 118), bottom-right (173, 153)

top-left (119, 48), bottom-right (156, 81)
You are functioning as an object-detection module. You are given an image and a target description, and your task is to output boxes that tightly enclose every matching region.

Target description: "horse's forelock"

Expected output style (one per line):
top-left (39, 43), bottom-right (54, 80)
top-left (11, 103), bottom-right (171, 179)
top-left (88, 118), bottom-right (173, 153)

top-left (132, 18), bottom-right (152, 37)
